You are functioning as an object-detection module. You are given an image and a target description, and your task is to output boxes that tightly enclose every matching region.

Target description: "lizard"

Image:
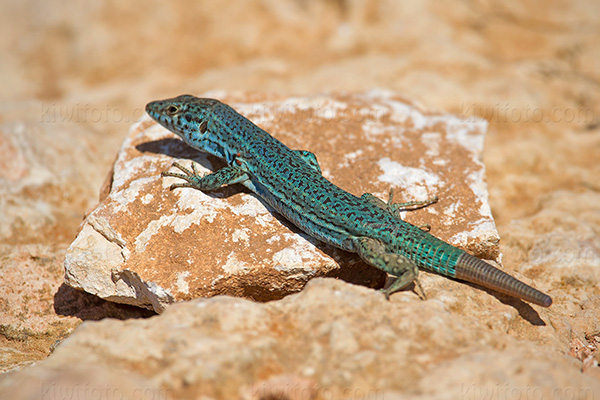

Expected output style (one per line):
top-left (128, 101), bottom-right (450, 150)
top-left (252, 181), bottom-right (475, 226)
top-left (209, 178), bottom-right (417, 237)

top-left (145, 95), bottom-right (552, 307)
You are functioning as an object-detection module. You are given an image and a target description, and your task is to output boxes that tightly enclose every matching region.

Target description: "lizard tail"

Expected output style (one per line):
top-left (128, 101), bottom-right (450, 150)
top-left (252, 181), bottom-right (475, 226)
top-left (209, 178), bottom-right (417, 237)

top-left (454, 252), bottom-right (552, 307)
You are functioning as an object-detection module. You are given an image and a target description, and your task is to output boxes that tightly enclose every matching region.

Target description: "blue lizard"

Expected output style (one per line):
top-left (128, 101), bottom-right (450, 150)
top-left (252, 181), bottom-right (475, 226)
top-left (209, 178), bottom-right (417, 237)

top-left (146, 95), bottom-right (552, 307)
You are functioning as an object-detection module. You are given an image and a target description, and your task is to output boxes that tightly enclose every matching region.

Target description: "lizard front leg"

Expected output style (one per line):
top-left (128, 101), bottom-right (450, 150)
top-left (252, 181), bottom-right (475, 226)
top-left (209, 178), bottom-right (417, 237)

top-left (162, 161), bottom-right (249, 191)
top-left (293, 150), bottom-right (322, 174)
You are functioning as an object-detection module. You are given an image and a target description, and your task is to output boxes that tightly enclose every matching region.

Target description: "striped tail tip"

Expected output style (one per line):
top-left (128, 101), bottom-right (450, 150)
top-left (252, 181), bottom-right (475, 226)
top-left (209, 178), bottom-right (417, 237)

top-left (455, 253), bottom-right (552, 307)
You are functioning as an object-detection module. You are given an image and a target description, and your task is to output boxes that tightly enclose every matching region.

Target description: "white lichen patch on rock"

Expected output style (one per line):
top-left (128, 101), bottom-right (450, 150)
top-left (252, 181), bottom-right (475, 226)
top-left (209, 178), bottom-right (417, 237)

top-left (222, 252), bottom-right (252, 275)
top-left (377, 157), bottom-right (441, 201)
top-left (231, 228), bottom-right (250, 244)
top-left (175, 271), bottom-right (191, 294)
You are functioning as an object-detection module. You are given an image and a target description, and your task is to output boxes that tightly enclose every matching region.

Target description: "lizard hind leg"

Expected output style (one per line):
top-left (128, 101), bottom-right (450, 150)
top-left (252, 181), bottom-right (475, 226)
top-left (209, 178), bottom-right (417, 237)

top-left (387, 188), bottom-right (438, 218)
top-left (352, 237), bottom-right (425, 300)
top-left (360, 189), bottom-right (438, 221)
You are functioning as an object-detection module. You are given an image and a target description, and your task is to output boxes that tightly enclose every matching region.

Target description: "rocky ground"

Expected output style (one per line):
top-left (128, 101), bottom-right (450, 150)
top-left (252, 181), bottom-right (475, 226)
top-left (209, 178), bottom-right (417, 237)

top-left (0, 1), bottom-right (599, 399)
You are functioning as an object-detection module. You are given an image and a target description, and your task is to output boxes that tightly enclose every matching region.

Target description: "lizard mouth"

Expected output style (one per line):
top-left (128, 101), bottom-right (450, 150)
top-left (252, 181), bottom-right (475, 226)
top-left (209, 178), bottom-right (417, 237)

top-left (145, 100), bottom-right (178, 131)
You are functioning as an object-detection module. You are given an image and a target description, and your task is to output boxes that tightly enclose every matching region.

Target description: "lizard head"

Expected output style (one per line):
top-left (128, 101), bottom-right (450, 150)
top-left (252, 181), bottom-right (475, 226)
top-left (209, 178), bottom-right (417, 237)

top-left (146, 95), bottom-right (219, 147)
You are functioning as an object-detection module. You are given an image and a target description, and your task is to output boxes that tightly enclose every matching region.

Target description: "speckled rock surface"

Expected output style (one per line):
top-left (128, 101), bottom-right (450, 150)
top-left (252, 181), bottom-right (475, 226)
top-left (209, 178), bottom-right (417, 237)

top-left (64, 91), bottom-right (497, 313)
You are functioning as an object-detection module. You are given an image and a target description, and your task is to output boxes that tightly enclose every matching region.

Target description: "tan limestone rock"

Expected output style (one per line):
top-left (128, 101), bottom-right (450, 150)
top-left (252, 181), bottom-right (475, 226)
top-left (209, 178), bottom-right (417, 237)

top-left (64, 91), bottom-right (498, 313)
top-left (0, 279), bottom-right (597, 399)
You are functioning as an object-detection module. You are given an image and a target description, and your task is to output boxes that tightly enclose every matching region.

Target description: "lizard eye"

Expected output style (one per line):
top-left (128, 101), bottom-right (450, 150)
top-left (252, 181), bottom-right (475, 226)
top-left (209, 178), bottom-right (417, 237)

top-left (166, 105), bottom-right (180, 115)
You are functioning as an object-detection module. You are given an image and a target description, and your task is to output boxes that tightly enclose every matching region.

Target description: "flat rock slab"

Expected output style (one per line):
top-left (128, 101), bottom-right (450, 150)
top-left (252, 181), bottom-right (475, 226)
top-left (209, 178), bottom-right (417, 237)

top-left (64, 90), bottom-right (497, 313)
